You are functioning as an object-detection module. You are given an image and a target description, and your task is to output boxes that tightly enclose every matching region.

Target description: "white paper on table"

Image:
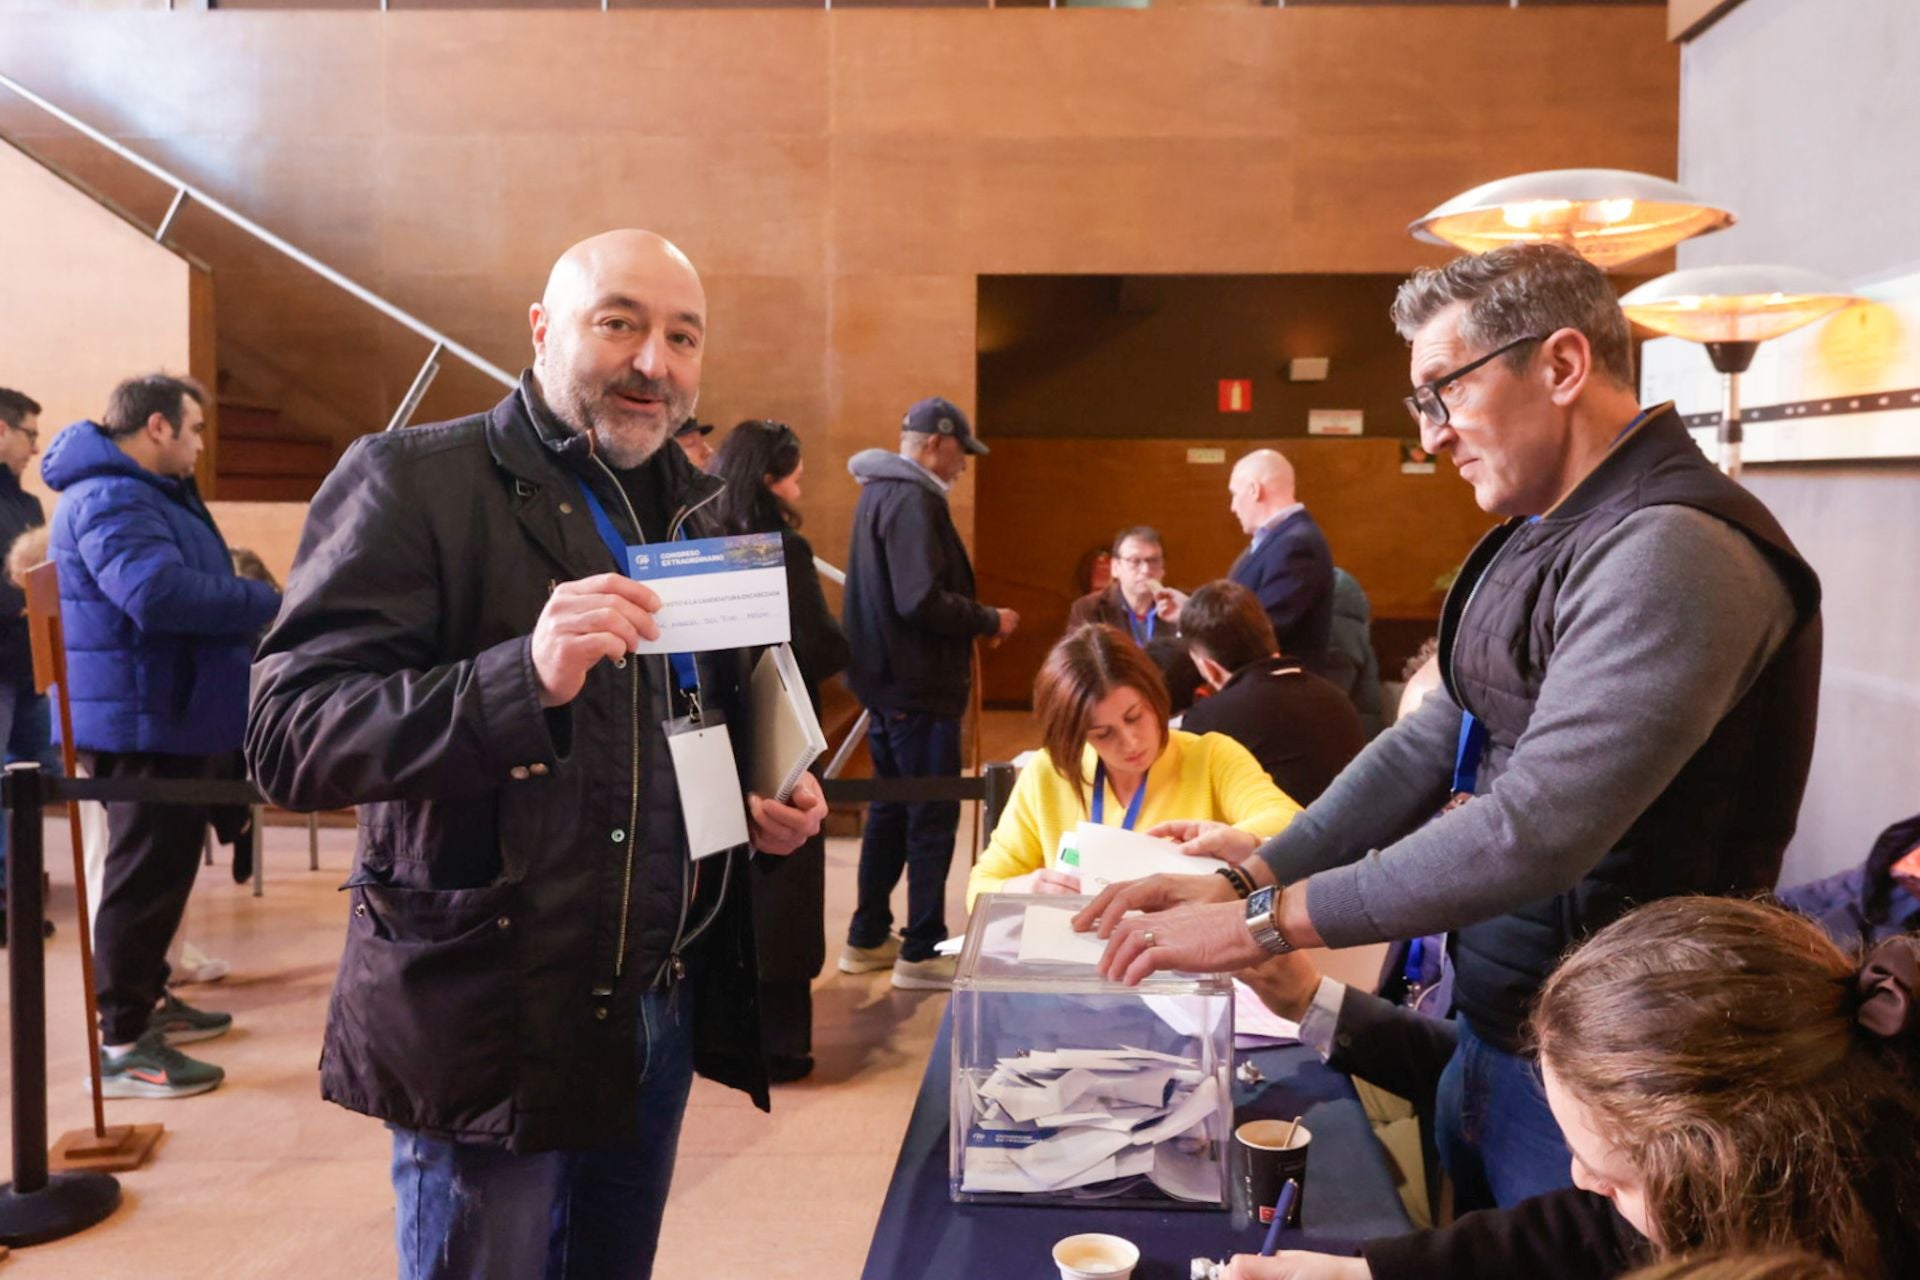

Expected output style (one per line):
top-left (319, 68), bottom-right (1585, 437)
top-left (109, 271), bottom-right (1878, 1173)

top-left (1007, 1126), bottom-right (1134, 1186)
top-left (1071, 822), bottom-right (1232, 892)
top-left (627, 533), bottom-right (790, 654)
top-left (1128, 1076), bottom-right (1221, 1145)
top-left (1080, 1067), bottom-right (1177, 1109)
top-left (1143, 992), bottom-right (1230, 1040)
top-left (1232, 979), bottom-right (1303, 1044)
top-left (1016, 904), bottom-right (1110, 966)
top-left (1150, 1137), bottom-right (1225, 1203)
top-left (1029, 1047), bottom-right (1199, 1071)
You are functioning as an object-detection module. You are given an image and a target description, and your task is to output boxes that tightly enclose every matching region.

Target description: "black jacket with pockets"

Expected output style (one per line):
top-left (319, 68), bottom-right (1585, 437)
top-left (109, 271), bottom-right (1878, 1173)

top-left (248, 383), bottom-right (768, 1153)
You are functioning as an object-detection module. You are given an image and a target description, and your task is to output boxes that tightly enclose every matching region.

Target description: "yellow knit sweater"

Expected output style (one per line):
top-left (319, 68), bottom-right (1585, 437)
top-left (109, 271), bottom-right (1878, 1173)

top-left (966, 729), bottom-right (1300, 908)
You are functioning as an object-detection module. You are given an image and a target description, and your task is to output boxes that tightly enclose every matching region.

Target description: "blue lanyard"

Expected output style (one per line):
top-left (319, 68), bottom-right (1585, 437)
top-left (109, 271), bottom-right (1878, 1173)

top-left (573, 478), bottom-right (699, 695)
top-left (1610, 407), bottom-right (1652, 449)
top-left (1090, 762), bottom-right (1148, 830)
top-left (1451, 712), bottom-right (1487, 799)
top-left (1127, 608), bottom-right (1156, 646)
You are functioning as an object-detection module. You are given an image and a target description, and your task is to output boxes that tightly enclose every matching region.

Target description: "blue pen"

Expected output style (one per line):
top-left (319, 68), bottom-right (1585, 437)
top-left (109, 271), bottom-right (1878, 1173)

top-left (1259, 1178), bottom-right (1300, 1256)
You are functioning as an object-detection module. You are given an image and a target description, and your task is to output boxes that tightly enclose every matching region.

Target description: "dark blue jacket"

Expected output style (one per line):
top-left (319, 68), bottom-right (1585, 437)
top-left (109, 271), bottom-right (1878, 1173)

top-left (0, 466), bottom-right (46, 691)
top-left (841, 449), bottom-right (999, 718)
top-left (1228, 506), bottom-right (1334, 673)
top-left (42, 420), bottom-right (280, 755)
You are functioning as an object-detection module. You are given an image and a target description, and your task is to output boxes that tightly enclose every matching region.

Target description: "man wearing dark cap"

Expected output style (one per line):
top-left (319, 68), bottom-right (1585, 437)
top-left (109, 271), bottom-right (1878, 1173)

top-left (840, 397), bottom-right (1018, 989)
top-left (671, 417), bottom-right (714, 469)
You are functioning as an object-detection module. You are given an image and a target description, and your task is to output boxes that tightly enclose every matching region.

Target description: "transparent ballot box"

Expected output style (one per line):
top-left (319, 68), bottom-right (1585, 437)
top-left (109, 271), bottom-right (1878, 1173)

top-left (949, 894), bottom-right (1233, 1209)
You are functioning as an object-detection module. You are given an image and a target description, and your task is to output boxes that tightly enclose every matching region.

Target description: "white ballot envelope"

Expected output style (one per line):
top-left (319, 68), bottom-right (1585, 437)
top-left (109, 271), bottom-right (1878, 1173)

top-left (628, 533), bottom-right (790, 654)
top-left (1068, 823), bottom-right (1232, 892)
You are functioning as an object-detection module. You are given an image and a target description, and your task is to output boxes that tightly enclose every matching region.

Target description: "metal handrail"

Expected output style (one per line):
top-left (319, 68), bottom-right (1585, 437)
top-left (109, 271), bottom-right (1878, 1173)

top-left (0, 69), bottom-right (516, 411)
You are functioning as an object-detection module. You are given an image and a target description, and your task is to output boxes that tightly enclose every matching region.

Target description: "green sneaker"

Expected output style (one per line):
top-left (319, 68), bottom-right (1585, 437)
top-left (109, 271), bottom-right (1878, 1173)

top-left (153, 993), bottom-right (233, 1045)
top-left (98, 1028), bottom-right (224, 1099)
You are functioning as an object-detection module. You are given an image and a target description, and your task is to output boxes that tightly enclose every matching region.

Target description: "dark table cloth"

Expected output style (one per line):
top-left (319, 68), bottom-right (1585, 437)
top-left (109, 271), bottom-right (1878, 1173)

top-left (862, 1004), bottom-right (1414, 1280)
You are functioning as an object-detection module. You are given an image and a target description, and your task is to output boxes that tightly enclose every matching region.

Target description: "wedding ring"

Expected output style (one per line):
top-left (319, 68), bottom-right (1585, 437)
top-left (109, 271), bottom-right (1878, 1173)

top-left (1143, 931), bottom-right (1157, 947)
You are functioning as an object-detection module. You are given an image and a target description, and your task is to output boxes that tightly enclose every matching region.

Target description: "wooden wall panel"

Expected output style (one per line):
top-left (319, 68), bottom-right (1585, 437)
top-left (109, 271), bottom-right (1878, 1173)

top-left (0, 5), bottom-right (1675, 606)
top-left (0, 141), bottom-right (193, 506)
top-left (974, 436), bottom-right (1494, 702)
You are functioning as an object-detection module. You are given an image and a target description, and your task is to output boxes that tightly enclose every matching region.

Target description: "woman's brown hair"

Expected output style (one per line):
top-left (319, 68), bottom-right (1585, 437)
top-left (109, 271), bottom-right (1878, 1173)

top-left (1032, 624), bottom-right (1170, 811)
top-left (1623, 1250), bottom-right (1848, 1280)
top-left (1532, 897), bottom-right (1920, 1278)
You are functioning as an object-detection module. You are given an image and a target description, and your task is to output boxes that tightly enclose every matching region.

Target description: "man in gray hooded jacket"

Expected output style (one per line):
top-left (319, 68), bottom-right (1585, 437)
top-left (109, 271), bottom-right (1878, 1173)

top-left (838, 397), bottom-right (1018, 990)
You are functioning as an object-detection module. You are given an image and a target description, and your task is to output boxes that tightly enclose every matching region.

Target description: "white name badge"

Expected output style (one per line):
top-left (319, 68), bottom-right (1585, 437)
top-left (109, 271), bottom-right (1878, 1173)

top-left (629, 532), bottom-right (791, 655)
top-left (663, 714), bottom-right (750, 861)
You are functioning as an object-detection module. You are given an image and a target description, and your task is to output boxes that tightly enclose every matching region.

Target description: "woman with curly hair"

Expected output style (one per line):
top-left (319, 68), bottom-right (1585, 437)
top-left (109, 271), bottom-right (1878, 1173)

top-left (1225, 897), bottom-right (1920, 1279)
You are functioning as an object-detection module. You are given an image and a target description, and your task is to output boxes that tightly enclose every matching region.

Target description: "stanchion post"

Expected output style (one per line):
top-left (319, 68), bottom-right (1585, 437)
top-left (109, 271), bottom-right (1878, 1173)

top-left (0, 763), bottom-right (120, 1246)
top-left (982, 762), bottom-right (1016, 846)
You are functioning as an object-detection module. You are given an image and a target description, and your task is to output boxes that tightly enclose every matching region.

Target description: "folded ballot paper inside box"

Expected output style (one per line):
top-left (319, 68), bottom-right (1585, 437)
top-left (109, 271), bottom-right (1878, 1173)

top-left (949, 894), bottom-right (1233, 1209)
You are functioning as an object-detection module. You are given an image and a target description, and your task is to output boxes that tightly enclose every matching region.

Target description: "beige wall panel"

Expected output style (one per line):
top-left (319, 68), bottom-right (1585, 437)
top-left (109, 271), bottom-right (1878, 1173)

top-left (380, 12), bottom-right (829, 139)
top-left (831, 12), bottom-right (1309, 140)
top-left (822, 274), bottom-right (978, 565)
top-left (831, 136), bottom-right (1312, 276)
top-left (374, 133), bottom-right (830, 283)
top-left (0, 144), bottom-right (192, 502)
top-left (205, 501), bottom-right (310, 587)
top-left (697, 273), bottom-right (831, 427)
top-left (0, 13), bottom-right (384, 140)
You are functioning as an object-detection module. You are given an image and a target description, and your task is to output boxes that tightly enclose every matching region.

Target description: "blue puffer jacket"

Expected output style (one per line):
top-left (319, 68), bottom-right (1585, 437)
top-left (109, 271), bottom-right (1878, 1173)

top-left (42, 420), bottom-right (280, 755)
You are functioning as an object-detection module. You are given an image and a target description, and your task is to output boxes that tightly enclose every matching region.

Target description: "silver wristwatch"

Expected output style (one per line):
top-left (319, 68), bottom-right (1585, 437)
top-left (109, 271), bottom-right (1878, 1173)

top-left (1245, 885), bottom-right (1294, 956)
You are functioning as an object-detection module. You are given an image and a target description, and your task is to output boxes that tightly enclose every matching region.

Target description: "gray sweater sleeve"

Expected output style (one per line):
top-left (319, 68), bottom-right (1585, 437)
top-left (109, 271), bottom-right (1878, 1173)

top-left (1299, 506), bottom-right (1800, 948)
top-left (1253, 680), bottom-right (1462, 883)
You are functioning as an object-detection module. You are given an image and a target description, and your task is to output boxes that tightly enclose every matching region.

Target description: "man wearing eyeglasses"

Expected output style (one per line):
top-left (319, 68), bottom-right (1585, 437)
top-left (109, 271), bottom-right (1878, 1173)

top-left (1068, 525), bottom-right (1185, 643)
top-left (1076, 243), bottom-right (1823, 1213)
top-left (0, 387), bottom-right (56, 946)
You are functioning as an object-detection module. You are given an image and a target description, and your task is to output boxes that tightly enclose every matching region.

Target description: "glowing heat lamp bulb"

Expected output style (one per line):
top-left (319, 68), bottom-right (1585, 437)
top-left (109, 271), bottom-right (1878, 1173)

top-left (1411, 169), bottom-right (1733, 269)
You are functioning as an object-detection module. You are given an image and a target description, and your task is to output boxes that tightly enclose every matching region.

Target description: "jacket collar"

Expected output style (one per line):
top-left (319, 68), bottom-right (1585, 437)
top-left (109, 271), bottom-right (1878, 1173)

top-left (485, 370), bottom-right (724, 519)
top-left (1538, 402), bottom-right (1686, 524)
top-left (1218, 653), bottom-right (1302, 695)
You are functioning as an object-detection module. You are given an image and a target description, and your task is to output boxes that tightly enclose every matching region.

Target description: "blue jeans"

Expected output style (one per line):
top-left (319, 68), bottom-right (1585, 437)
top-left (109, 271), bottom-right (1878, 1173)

top-left (849, 709), bottom-right (962, 963)
top-left (391, 986), bottom-right (695, 1280)
top-left (0, 682), bottom-right (60, 880)
top-left (1435, 1015), bottom-right (1574, 1211)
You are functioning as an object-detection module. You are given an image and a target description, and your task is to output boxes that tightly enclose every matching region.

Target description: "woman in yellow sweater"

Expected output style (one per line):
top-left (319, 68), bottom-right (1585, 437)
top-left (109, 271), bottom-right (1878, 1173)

top-left (967, 624), bottom-right (1301, 908)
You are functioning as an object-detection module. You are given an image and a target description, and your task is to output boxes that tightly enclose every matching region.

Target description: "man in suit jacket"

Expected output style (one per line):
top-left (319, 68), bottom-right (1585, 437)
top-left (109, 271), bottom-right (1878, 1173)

top-left (1226, 448), bottom-right (1334, 674)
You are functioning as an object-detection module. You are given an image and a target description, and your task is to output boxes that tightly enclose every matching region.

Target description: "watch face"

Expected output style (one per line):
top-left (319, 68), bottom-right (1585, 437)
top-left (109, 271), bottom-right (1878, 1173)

top-left (1247, 886), bottom-right (1276, 917)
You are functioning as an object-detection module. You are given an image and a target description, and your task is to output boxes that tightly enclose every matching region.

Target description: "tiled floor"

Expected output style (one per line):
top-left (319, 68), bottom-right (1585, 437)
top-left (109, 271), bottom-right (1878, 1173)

top-left (0, 711), bottom-right (1046, 1279)
top-left (0, 710), bottom-right (1384, 1278)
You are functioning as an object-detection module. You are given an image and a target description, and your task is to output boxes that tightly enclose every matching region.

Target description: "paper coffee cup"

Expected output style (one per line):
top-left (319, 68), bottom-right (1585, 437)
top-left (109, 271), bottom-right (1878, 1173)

top-left (1052, 1232), bottom-right (1141, 1280)
top-left (1235, 1119), bottom-right (1311, 1227)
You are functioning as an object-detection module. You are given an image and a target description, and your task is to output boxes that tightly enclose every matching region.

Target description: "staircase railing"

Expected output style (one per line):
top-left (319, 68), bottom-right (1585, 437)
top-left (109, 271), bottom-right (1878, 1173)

top-left (0, 69), bottom-right (515, 431)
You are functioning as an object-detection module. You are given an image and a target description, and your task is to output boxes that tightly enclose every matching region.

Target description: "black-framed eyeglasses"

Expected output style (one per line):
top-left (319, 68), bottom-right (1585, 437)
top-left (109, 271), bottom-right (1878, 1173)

top-left (7, 422), bottom-right (37, 444)
top-left (1403, 334), bottom-right (1545, 430)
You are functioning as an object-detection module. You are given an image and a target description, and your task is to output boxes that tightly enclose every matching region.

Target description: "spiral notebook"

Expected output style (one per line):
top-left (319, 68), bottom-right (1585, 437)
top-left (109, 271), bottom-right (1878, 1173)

top-left (749, 643), bottom-right (827, 804)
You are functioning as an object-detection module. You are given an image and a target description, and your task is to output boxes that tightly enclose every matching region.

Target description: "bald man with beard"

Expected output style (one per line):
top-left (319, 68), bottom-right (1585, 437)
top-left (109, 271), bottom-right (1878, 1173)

top-left (249, 230), bottom-right (826, 1279)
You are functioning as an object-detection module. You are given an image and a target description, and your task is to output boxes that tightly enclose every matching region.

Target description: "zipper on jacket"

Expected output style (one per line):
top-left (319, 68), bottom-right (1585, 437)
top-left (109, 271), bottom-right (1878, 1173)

top-left (1446, 527), bottom-right (1521, 724)
top-left (649, 481), bottom-right (728, 989)
top-left (582, 453), bottom-right (730, 992)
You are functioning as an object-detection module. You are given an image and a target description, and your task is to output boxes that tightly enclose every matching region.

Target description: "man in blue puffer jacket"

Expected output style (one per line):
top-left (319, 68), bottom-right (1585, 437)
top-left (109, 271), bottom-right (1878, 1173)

top-left (43, 374), bottom-right (280, 1099)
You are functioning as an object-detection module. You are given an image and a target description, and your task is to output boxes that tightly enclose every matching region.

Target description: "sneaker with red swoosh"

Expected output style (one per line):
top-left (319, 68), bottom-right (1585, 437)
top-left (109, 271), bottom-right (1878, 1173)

top-left (96, 1027), bottom-right (224, 1099)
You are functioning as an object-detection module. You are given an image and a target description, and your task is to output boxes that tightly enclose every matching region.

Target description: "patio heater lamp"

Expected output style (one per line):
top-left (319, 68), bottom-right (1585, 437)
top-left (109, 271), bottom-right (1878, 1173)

top-left (1410, 169), bottom-right (1735, 269)
top-left (1619, 265), bottom-right (1859, 479)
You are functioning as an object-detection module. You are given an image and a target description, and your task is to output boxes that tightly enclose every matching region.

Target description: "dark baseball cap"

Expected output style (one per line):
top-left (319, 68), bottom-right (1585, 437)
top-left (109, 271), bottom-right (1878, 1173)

top-left (902, 397), bottom-right (988, 456)
top-left (674, 419), bottom-right (713, 439)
